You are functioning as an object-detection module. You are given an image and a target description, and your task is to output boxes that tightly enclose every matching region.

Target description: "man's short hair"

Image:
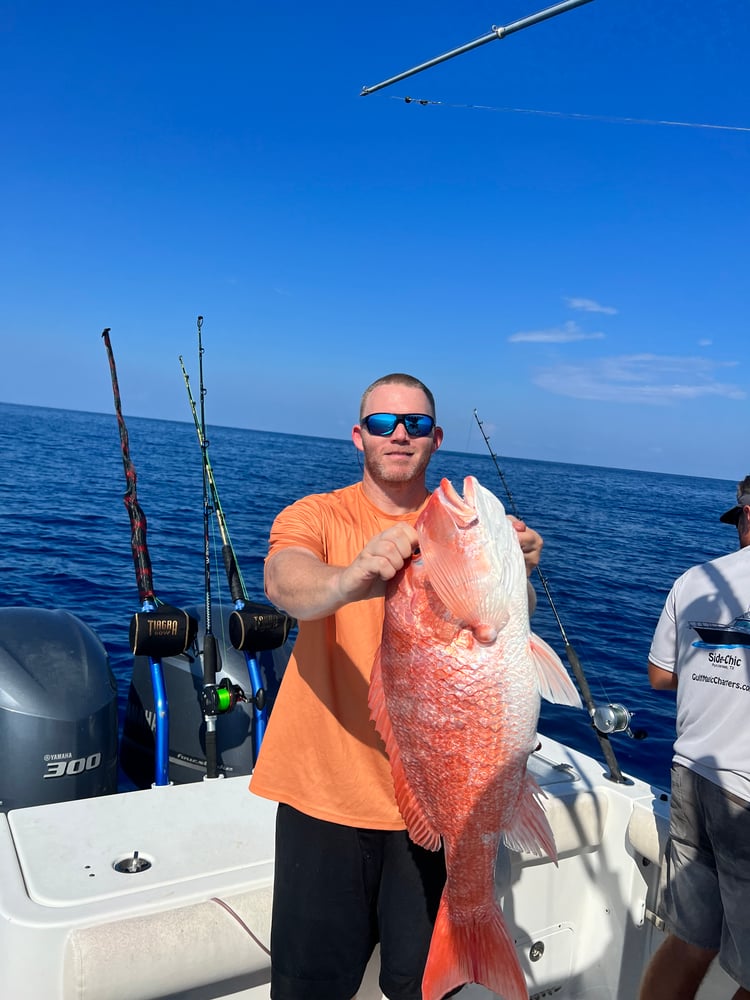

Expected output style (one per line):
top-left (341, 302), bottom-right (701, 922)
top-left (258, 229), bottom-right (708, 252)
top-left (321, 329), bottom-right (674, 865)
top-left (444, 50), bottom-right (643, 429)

top-left (359, 373), bottom-right (436, 421)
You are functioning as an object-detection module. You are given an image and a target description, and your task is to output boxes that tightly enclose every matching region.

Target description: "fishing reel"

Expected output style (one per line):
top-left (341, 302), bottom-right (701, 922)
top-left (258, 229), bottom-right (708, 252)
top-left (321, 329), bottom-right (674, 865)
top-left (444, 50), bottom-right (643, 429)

top-left (592, 703), bottom-right (647, 741)
top-left (201, 678), bottom-right (247, 716)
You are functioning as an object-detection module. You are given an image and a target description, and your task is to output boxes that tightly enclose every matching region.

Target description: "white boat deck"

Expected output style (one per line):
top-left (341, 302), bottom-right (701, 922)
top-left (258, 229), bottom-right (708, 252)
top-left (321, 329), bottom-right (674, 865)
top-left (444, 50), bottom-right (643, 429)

top-left (0, 736), bottom-right (738, 999)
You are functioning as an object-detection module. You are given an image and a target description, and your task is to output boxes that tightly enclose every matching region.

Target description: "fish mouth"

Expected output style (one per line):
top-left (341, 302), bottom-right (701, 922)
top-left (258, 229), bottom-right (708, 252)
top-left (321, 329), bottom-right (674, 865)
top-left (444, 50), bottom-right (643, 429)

top-left (435, 476), bottom-right (478, 529)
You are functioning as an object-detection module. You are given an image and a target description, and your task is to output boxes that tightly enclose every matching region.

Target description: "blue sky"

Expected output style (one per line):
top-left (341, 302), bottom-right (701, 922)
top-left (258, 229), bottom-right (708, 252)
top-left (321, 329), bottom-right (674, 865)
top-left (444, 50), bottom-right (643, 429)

top-left (2, 1), bottom-right (748, 480)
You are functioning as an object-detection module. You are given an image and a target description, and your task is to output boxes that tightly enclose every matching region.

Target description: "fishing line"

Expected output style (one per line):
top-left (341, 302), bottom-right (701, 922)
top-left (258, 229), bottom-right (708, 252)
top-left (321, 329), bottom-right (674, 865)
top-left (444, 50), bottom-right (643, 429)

top-left (391, 95), bottom-right (750, 134)
top-left (362, 3), bottom-right (747, 134)
top-left (472, 408), bottom-right (645, 783)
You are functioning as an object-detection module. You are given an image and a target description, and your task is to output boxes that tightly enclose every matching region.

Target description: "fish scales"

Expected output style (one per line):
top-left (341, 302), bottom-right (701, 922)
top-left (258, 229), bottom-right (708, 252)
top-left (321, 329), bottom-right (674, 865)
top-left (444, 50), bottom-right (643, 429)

top-left (369, 475), bottom-right (582, 1000)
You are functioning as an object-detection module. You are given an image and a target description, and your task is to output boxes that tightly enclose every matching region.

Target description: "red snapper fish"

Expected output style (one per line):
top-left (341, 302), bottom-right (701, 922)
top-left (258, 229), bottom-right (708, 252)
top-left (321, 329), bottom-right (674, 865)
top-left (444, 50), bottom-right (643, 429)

top-left (369, 475), bottom-right (581, 1000)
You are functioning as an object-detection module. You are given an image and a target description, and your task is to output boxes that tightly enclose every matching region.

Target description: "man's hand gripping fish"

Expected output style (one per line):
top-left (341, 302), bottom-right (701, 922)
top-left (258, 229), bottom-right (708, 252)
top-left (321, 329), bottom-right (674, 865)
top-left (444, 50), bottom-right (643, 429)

top-left (369, 475), bottom-right (582, 1000)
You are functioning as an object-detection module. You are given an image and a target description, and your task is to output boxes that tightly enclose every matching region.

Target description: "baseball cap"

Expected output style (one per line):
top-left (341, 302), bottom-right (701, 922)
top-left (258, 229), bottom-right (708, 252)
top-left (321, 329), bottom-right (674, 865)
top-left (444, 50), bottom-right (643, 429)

top-left (720, 476), bottom-right (750, 524)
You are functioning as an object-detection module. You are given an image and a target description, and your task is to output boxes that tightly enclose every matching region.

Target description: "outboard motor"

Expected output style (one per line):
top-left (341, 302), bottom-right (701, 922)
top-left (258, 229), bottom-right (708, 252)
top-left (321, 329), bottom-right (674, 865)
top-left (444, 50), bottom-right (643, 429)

top-left (0, 607), bottom-right (118, 812)
top-left (120, 601), bottom-right (293, 788)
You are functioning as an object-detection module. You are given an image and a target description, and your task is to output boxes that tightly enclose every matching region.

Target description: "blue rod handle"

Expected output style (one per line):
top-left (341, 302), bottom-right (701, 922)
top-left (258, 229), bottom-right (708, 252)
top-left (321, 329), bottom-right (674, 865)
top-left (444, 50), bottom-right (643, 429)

top-left (149, 657), bottom-right (170, 785)
top-left (244, 652), bottom-right (267, 759)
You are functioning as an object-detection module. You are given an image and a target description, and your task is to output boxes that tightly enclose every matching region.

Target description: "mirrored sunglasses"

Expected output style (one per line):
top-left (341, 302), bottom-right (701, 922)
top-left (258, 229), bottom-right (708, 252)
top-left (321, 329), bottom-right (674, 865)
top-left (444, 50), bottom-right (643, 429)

top-left (361, 413), bottom-right (435, 438)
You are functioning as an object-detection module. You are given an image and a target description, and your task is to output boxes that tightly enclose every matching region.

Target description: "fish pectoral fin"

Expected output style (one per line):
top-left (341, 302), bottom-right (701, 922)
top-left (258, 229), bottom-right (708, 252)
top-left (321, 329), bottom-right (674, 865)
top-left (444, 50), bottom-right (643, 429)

top-left (529, 632), bottom-right (582, 707)
top-left (502, 773), bottom-right (557, 863)
top-left (421, 538), bottom-right (487, 622)
top-left (420, 499), bottom-right (515, 629)
top-left (368, 650), bottom-right (442, 852)
top-left (424, 545), bottom-right (513, 635)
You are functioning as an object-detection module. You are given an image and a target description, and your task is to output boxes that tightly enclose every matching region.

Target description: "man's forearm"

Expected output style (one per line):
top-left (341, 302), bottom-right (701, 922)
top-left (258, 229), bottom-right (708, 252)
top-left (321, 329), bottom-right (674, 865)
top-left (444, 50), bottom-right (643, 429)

top-left (264, 548), bottom-right (349, 621)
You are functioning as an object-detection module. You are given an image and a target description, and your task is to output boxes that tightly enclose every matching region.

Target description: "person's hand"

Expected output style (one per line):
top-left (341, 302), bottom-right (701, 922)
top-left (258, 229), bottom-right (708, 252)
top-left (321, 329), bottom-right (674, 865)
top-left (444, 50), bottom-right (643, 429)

top-left (338, 524), bottom-right (420, 603)
top-left (509, 518), bottom-right (543, 576)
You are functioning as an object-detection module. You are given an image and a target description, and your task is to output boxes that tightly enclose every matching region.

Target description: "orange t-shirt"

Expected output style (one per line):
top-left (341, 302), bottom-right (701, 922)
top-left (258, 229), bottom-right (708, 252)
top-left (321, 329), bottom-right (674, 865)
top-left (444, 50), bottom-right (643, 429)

top-left (249, 482), bottom-right (426, 829)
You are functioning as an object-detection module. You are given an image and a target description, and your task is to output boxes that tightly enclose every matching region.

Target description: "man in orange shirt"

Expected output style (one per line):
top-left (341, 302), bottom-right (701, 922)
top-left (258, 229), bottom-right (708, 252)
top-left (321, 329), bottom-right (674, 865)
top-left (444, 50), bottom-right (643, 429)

top-left (250, 373), bottom-right (543, 1000)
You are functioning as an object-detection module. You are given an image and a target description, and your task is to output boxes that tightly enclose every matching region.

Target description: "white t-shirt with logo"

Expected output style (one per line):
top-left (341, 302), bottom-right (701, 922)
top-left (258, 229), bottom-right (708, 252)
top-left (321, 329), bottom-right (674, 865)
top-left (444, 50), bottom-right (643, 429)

top-left (649, 545), bottom-right (750, 802)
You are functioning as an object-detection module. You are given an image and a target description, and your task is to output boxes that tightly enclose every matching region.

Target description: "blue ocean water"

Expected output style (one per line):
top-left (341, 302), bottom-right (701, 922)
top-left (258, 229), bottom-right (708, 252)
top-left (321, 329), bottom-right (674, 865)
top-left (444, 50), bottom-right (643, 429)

top-left (0, 401), bottom-right (738, 790)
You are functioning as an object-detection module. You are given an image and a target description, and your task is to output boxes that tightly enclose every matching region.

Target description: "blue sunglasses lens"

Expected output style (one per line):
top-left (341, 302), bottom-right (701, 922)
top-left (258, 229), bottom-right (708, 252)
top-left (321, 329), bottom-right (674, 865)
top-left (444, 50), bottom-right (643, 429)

top-left (363, 413), bottom-right (435, 437)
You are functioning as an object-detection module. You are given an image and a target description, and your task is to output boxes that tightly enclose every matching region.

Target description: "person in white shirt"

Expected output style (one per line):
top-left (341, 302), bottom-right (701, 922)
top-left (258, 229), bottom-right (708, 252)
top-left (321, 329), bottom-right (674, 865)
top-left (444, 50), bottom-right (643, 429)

top-left (639, 476), bottom-right (750, 1000)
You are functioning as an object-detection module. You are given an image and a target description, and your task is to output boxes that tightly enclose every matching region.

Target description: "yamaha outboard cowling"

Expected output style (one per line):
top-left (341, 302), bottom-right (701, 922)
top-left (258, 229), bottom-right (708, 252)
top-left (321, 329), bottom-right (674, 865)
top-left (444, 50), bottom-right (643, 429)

top-left (120, 602), bottom-right (292, 788)
top-left (0, 607), bottom-right (119, 812)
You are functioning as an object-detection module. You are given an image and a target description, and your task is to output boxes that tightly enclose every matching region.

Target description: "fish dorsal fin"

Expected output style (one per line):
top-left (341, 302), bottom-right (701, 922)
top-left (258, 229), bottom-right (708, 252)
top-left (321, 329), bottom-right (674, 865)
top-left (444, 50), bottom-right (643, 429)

top-left (368, 649), bottom-right (442, 851)
top-left (529, 632), bottom-right (582, 707)
top-left (502, 772), bottom-right (557, 862)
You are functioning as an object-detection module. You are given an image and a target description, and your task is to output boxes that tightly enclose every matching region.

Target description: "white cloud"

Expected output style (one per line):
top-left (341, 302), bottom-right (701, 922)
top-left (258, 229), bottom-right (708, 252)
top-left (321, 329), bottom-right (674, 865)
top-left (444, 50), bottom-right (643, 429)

top-left (508, 320), bottom-right (605, 344)
top-left (698, 338), bottom-right (713, 347)
top-left (565, 297), bottom-right (618, 315)
top-left (533, 354), bottom-right (745, 404)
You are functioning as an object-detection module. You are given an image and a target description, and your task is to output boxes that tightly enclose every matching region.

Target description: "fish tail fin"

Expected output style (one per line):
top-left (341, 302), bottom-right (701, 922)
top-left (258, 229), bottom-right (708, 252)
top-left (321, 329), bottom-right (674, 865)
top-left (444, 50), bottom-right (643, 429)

top-left (529, 632), bottom-right (582, 707)
top-left (422, 894), bottom-right (528, 1000)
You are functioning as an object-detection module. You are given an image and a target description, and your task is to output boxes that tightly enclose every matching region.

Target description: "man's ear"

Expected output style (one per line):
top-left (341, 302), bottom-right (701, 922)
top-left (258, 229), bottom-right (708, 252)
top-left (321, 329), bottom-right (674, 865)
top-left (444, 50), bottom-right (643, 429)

top-left (352, 424), bottom-right (364, 453)
top-left (432, 426), bottom-right (444, 452)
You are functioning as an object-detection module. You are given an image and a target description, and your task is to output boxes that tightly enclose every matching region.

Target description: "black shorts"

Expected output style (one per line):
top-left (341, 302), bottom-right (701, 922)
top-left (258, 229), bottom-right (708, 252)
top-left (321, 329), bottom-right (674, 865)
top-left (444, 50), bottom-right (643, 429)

top-left (270, 803), bottom-right (447, 1000)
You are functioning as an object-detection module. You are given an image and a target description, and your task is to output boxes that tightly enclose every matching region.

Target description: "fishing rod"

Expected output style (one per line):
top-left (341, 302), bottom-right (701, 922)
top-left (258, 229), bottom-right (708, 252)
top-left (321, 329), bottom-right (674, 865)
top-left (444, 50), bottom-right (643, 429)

top-left (102, 328), bottom-right (197, 787)
top-left (182, 317), bottom-right (294, 773)
top-left (473, 409), bottom-right (645, 784)
top-left (361, 0), bottom-right (596, 96)
top-left (195, 316), bottom-right (222, 780)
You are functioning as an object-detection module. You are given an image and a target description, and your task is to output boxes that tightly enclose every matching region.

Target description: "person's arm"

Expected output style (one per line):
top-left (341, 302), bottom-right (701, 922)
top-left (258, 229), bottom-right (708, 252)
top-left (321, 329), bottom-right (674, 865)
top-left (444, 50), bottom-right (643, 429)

top-left (510, 518), bottom-right (543, 615)
top-left (647, 581), bottom-right (679, 691)
top-left (265, 523), bottom-right (418, 621)
top-left (511, 519), bottom-right (543, 577)
top-left (648, 660), bottom-right (678, 690)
